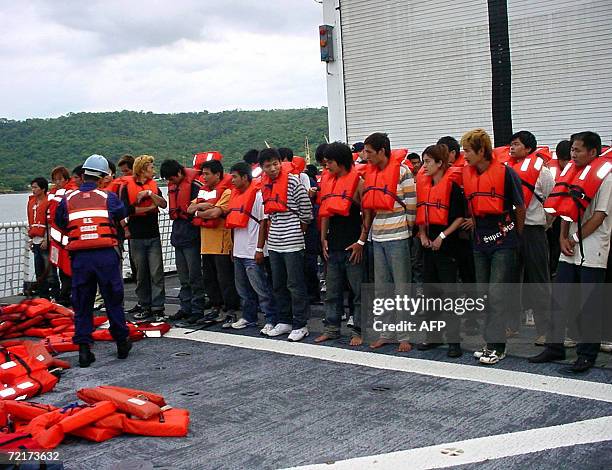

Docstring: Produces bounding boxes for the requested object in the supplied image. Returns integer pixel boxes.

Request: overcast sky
[1,0,327,121]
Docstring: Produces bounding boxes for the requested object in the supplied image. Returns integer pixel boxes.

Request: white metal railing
[0,212,176,299]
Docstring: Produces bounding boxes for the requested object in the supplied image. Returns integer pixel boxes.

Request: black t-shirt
[122,184,163,239]
[328,202,362,251]
[425,182,466,254]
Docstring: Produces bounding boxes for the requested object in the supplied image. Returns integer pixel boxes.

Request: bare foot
[349,336,363,347]
[397,341,412,353]
[369,338,396,349]
[314,334,334,343]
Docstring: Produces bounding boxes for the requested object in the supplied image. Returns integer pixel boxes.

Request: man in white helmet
[55,154,131,367]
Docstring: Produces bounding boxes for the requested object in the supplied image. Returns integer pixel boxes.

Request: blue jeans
[373,238,412,341]
[175,242,205,317]
[324,250,362,337]
[547,261,607,362]
[473,248,518,352]
[234,257,278,325]
[131,237,166,312]
[268,250,310,329]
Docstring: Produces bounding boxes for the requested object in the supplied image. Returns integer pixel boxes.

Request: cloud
[1,0,327,119]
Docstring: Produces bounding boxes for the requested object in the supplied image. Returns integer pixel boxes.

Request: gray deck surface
[1,274,611,469]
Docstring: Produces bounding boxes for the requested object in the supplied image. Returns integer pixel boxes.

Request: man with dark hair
[28,176,55,299]
[243,149,260,165]
[257,148,313,341]
[547,140,572,277]
[188,159,240,326]
[227,161,278,332]
[315,143,329,165]
[407,153,422,174]
[72,165,84,187]
[160,159,206,325]
[531,131,612,373]
[362,132,416,352]
[315,142,365,345]
[117,155,135,176]
[508,130,554,342]
[437,136,461,164]
[55,154,131,367]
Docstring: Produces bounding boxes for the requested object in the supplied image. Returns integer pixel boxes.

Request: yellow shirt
[198,189,233,255]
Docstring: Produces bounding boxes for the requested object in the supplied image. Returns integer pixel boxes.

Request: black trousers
[202,254,240,311]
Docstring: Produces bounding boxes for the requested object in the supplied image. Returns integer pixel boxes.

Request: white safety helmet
[82,154,110,178]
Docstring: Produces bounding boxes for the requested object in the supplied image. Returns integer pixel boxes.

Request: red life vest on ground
[463,159,508,217]
[168,168,199,221]
[508,147,549,206]
[125,177,159,216]
[192,173,233,228]
[193,151,223,172]
[291,156,306,175]
[226,183,260,228]
[261,163,294,214]
[362,156,404,211]
[543,150,612,222]
[47,188,72,276]
[27,195,48,238]
[319,169,360,217]
[65,190,118,251]
[416,170,454,226]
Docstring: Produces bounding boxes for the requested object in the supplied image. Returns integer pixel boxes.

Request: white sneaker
[524,309,535,327]
[600,341,612,353]
[347,315,354,327]
[479,350,506,365]
[260,323,275,336]
[267,323,292,337]
[473,347,488,359]
[564,337,577,348]
[288,327,309,342]
[231,318,256,330]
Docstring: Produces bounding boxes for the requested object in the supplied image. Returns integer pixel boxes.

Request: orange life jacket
[354,162,368,178]
[508,147,549,206]
[492,146,511,164]
[125,177,159,216]
[77,386,163,420]
[65,190,118,251]
[391,148,409,161]
[319,169,360,217]
[27,195,48,238]
[95,407,190,437]
[362,157,404,211]
[261,163,294,214]
[454,151,466,167]
[544,150,612,223]
[226,183,260,229]
[105,175,130,196]
[416,170,454,226]
[463,159,508,217]
[192,173,233,228]
[352,152,360,161]
[193,151,223,172]
[168,168,199,220]
[47,188,72,275]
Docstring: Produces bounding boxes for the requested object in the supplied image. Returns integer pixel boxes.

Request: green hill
[0,108,329,191]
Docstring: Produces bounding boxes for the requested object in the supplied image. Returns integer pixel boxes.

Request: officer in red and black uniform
[55,154,131,367]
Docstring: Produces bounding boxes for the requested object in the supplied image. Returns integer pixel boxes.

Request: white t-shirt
[299,172,311,190]
[525,166,554,226]
[559,174,612,269]
[232,191,268,259]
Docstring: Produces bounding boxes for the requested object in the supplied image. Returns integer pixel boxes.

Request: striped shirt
[264,174,313,253]
[371,164,416,242]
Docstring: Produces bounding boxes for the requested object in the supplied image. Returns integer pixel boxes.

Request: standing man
[226,162,279,333]
[55,154,131,367]
[508,131,555,342]
[462,128,525,365]
[258,148,313,341]
[314,142,365,346]
[188,159,240,326]
[531,131,612,373]
[122,155,167,321]
[27,177,54,299]
[160,159,206,325]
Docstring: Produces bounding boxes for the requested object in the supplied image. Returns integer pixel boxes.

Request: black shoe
[528,349,565,364]
[566,356,594,374]
[79,344,96,368]
[176,316,201,327]
[133,309,153,321]
[168,310,189,321]
[126,304,143,314]
[117,340,132,359]
[417,342,442,351]
[447,343,463,358]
